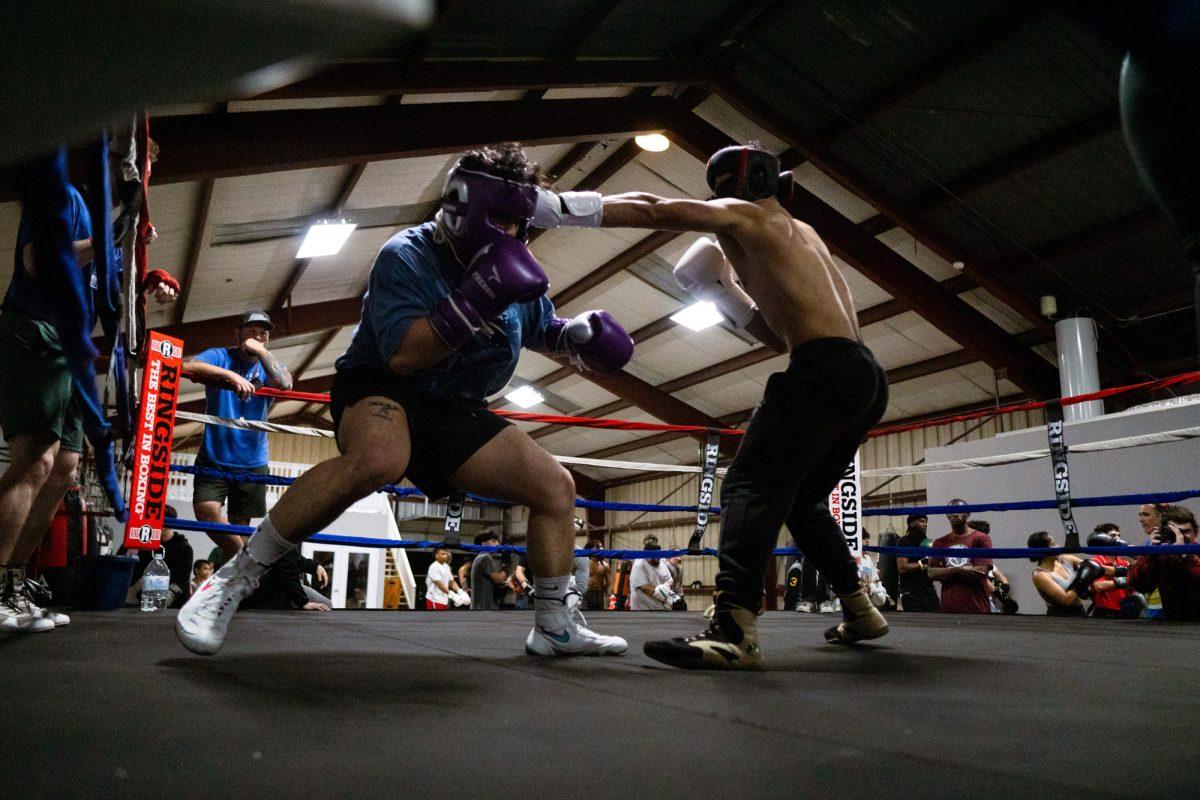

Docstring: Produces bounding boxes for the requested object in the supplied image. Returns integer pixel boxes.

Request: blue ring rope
[162,517,1200,560]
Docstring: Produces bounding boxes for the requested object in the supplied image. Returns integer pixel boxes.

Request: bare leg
[269,397,412,543]
[0,434,59,565]
[12,449,79,564]
[194,499,244,558]
[450,426,576,578]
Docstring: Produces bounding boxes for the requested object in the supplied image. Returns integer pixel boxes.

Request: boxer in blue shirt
[178,144,635,658]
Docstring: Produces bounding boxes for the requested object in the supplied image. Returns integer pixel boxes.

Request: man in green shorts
[0,181,175,633]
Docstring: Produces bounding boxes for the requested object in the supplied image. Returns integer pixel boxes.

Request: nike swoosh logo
[538,627,571,644]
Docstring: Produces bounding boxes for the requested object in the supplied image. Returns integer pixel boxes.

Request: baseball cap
[239,310,274,330]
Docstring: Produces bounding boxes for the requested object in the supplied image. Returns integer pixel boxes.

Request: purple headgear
[440,163,538,258]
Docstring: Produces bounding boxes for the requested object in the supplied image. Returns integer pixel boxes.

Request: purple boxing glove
[429,236,549,349]
[546,310,633,373]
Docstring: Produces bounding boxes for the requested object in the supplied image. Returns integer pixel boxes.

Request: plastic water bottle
[141,550,171,612]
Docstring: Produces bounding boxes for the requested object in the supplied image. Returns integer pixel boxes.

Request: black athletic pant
[716,338,888,608]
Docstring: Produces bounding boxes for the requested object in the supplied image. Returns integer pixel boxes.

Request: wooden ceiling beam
[254,60,707,100]
[9,97,676,195]
[171,178,214,325]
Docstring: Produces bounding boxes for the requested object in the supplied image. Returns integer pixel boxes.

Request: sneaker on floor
[824,588,889,644]
[643,594,763,671]
[525,592,627,656]
[175,554,259,655]
[13,575,70,626]
[0,572,54,634]
[795,600,815,613]
[818,599,837,614]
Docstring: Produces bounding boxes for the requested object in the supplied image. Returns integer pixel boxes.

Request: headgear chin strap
[706,145,781,201]
[440,163,537,260]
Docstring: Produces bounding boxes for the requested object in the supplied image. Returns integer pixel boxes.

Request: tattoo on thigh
[367,400,403,421]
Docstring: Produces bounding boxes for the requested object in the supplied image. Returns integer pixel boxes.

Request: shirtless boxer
[534,144,889,669]
[176,144,631,657]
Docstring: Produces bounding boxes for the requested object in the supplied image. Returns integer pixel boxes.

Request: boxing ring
[10,365,1199,799]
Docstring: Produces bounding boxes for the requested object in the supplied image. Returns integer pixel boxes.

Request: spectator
[241,550,332,612]
[469,531,509,610]
[896,514,939,612]
[858,530,888,608]
[1028,531,1087,617]
[1128,506,1200,621]
[584,536,609,611]
[630,543,680,611]
[120,507,193,609]
[928,499,993,614]
[0,179,174,633]
[971,520,991,535]
[425,547,467,610]
[185,310,293,562]
[1087,524,1137,619]
[1137,503,1172,618]
[191,559,214,593]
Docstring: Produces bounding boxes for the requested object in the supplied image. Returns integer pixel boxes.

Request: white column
[1054,317,1104,422]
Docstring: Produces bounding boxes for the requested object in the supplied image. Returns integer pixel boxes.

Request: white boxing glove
[533,187,603,229]
[652,583,674,605]
[868,584,888,608]
[450,589,471,607]
[673,237,755,328]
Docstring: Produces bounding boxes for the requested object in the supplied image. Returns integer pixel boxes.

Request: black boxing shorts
[329,365,511,500]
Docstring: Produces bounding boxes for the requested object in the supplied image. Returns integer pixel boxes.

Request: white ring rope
[175,411,1200,478]
[860,426,1200,477]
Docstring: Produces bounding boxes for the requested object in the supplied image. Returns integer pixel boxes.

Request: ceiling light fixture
[670,301,724,332]
[635,133,670,152]
[297,219,356,258]
[504,385,545,409]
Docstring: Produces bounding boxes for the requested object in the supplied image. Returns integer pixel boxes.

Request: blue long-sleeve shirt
[337,223,555,401]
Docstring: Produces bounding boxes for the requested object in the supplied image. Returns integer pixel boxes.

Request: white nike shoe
[525,592,627,656]
[175,555,259,655]
[795,601,815,613]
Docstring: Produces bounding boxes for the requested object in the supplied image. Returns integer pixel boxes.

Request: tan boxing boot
[643,591,764,670]
[824,587,889,644]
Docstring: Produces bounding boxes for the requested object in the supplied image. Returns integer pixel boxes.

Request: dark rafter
[172,178,214,325]
[253,60,705,101]
[31,97,676,193]
[685,0,794,65]
[823,2,1049,138]
[857,103,1120,237]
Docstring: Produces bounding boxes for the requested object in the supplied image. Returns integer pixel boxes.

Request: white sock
[533,575,573,621]
[236,515,295,578]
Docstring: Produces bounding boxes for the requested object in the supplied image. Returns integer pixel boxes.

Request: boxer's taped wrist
[558,191,603,227]
[429,292,482,350]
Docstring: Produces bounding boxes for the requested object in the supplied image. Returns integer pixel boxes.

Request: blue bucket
[76,555,137,611]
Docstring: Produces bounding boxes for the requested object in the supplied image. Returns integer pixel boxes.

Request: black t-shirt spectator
[242,550,319,610]
[897,530,938,599]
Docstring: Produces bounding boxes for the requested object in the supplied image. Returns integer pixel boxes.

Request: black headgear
[1087,530,1127,548]
[706,145,780,201]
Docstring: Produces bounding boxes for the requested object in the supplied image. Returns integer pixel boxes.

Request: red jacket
[1128,554,1200,621]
